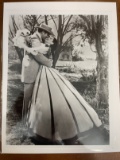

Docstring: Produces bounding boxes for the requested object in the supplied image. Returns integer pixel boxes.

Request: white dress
[26,65,102,144]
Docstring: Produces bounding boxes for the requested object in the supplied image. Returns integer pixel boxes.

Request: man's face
[41,31,50,41]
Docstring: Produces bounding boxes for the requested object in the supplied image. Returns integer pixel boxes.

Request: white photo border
[2,2,120,153]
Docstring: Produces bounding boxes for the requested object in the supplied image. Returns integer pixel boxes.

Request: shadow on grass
[7,77,24,121]
[71,81,96,97]
[7,91,24,121]
[9,62,22,73]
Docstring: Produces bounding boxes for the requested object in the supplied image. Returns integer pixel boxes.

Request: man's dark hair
[38,28,49,35]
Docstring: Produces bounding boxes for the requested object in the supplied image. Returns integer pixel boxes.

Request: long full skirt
[26,66,102,143]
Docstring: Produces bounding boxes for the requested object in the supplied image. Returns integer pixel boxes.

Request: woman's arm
[23,45,52,67]
[25,45,49,55]
[32,53,52,67]
[16,35,52,67]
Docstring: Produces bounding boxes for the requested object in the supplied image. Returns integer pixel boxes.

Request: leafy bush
[80,69,97,82]
[72,55,84,61]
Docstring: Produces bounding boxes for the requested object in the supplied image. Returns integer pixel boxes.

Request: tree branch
[79,15,91,31]
[9,37,14,44]
[11,15,19,31]
[36,15,41,22]
[50,15,57,31]
[21,16,30,31]
[99,15,104,32]
[62,35,76,48]
[9,26,14,38]
[63,28,75,36]
[91,15,97,35]
[61,15,64,32]
[44,15,48,25]
[63,15,73,35]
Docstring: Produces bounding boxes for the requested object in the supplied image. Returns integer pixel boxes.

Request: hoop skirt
[26,65,102,144]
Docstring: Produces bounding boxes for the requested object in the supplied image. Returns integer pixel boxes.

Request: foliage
[22,15,40,34]
[80,69,97,82]
[72,44,84,61]
[74,15,108,47]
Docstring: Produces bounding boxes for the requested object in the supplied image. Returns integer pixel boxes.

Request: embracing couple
[13,24,106,145]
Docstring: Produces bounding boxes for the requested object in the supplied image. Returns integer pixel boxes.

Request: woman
[14,24,104,145]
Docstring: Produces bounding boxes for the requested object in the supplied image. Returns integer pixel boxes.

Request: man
[22,24,54,123]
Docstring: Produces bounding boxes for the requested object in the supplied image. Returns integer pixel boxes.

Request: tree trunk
[52,45,61,68]
[52,15,63,68]
[95,37,108,109]
[52,35,63,68]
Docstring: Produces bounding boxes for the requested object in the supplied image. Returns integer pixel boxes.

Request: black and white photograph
[2,2,120,153]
